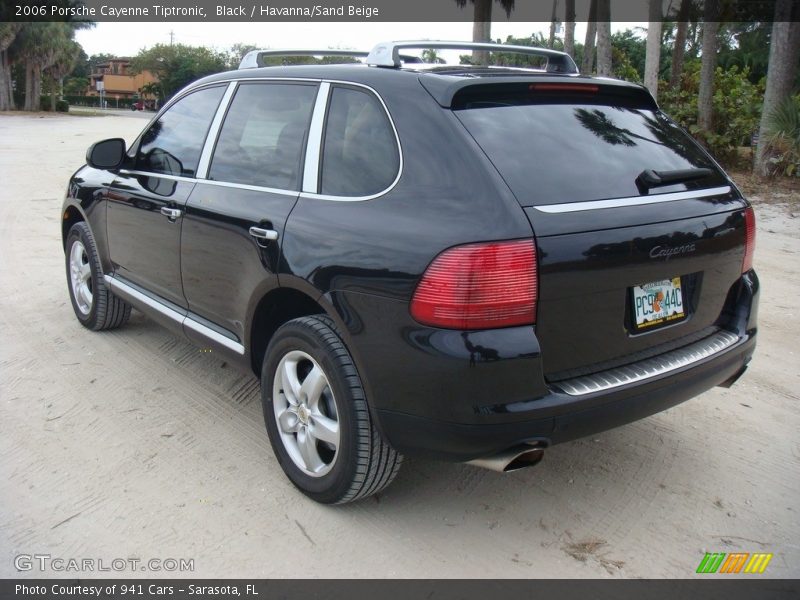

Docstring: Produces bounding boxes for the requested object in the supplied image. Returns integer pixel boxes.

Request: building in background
[87,58,158,108]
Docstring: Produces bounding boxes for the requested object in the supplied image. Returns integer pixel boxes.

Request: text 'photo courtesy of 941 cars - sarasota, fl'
[61,41,757,504]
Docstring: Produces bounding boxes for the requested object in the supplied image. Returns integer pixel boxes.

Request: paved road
[1,112,798,578]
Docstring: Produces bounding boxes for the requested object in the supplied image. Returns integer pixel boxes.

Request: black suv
[62,42,758,504]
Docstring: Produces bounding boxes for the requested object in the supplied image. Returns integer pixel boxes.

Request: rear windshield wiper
[635,168,713,194]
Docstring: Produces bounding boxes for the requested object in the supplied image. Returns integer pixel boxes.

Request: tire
[65,222,131,331]
[261,315,402,504]
[130,105,137,111]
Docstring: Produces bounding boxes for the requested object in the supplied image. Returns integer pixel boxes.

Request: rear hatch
[451,80,749,380]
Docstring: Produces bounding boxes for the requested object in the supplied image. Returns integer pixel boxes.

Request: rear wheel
[261,315,402,504]
[65,222,131,331]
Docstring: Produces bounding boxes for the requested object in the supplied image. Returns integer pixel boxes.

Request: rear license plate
[631,277,686,331]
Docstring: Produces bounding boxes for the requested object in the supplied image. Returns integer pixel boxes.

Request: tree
[0,23,20,110]
[563,0,576,58]
[754,0,800,175]
[697,0,721,133]
[129,44,229,101]
[595,0,612,76]
[548,0,558,49]
[644,0,662,99]
[227,43,257,70]
[454,0,515,64]
[581,0,597,73]
[45,39,81,110]
[422,49,443,63]
[11,24,71,111]
[670,0,692,87]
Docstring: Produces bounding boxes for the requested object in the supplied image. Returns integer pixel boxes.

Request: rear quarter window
[320,86,399,197]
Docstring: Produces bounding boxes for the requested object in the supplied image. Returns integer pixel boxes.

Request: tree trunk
[24,60,34,111]
[669,0,691,87]
[644,0,662,100]
[581,0,597,73]
[0,50,10,110]
[472,0,492,65]
[548,0,558,49]
[754,1,800,175]
[595,0,612,76]
[697,0,720,133]
[564,0,576,57]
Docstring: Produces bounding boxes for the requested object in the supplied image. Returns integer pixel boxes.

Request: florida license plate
[632,277,686,331]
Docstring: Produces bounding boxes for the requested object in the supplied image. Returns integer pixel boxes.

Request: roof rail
[365,40,579,73]
[239,49,369,69]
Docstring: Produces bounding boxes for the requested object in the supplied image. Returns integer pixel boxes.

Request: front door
[106,85,226,307]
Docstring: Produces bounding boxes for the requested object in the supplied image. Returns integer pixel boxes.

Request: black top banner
[0,0,796,23]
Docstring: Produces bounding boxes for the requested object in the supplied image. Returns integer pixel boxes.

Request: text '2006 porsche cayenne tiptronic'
[62,41,758,503]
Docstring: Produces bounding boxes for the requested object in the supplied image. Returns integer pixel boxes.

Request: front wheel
[261,315,402,504]
[65,222,131,331]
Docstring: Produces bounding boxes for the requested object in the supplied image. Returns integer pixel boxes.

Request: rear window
[454,95,727,206]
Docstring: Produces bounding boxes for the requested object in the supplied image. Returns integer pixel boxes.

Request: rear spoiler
[419,75,658,110]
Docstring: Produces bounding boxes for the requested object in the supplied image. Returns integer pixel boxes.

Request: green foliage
[129,44,230,101]
[762,96,800,177]
[659,61,764,163]
[55,99,69,112]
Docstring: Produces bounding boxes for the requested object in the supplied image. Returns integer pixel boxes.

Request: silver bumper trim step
[552,330,741,396]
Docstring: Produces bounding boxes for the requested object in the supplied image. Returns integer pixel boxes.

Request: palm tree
[45,39,81,111]
[0,23,20,111]
[754,0,800,175]
[644,0,662,99]
[697,0,721,133]
[595,0,612,76]
[454,0,515,64]
[669,0,692,88]
[582,0,597,73]
[563,0,576,57]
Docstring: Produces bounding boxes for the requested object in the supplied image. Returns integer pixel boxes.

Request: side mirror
[86,138,126,170]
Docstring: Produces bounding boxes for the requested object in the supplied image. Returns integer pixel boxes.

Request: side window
[209,83,317,190]
[135,86,225,178]
[320,86,399,197]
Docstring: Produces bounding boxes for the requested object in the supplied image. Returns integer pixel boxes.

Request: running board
[104,275,245,355]
[551,330,741,396]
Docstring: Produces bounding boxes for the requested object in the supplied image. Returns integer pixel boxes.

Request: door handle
[249,227,279,241]
[161,207,182,219]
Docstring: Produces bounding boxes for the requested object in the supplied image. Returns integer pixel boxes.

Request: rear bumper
[330,271,758,462]
[376,330,754,461]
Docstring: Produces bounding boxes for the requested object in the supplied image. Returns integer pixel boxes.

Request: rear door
[453,82,749,379]
[180,81,319,350]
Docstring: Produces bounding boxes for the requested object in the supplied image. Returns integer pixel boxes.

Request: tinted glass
[320,86,399,197]
[455,102,727,205]
[136,86,225,177]
[209,83,317,190]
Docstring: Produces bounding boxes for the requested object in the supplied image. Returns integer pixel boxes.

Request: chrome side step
[552,330,741,396]
[104,275,245,355]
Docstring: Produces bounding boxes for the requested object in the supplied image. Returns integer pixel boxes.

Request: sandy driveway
[1,112,798,578]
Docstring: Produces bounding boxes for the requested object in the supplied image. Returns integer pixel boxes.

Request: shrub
[55,99,69,113]
[659,61,764,164]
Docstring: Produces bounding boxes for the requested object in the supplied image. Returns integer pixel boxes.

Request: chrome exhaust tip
[466,445,544,473]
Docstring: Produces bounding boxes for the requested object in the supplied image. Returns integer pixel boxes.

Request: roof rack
[365,41,579,73]
[239,49,370,69]
[238,41,579,74]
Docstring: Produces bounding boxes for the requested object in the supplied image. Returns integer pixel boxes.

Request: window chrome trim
[104,275,245,355]
[196,81,238,179]
[302,81,331,194]
[533,186,732,214]
[126,76,403,202]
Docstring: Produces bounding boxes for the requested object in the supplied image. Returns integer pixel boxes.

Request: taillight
[742,206,756,273]
[410,239,537,330]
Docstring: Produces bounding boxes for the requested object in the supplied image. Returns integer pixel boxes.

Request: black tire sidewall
[261,319,362,504]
